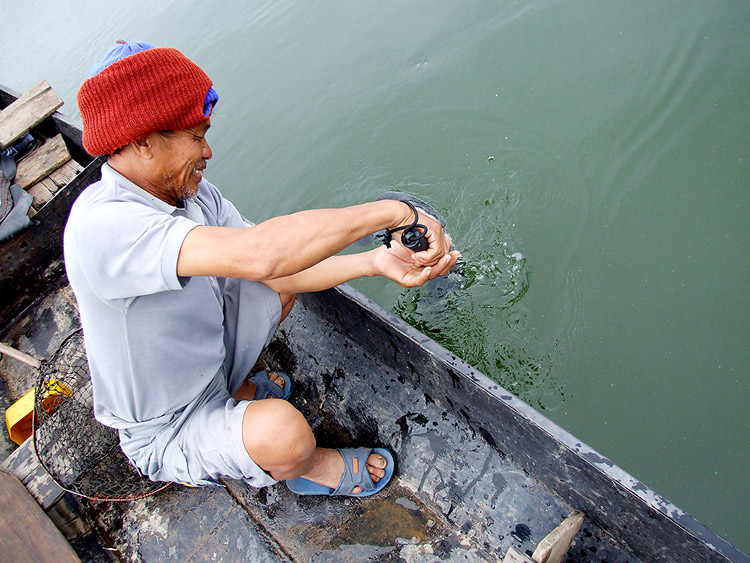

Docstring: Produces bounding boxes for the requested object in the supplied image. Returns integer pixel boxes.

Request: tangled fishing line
[31,330,169,501]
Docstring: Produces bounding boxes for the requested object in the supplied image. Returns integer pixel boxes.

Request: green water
[3,0,749,552]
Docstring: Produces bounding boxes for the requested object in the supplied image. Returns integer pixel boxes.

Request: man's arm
[176,200,452,281]
[263,244,460,294]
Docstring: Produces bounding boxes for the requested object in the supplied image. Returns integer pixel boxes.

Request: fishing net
[32,330,169,501]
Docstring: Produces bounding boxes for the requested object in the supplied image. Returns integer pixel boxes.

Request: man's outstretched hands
[388,204,454,268]
[372,239,460,288]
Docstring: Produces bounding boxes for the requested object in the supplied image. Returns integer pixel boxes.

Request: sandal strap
[331,447,377,495]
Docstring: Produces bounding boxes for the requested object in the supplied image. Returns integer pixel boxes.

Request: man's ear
[130,134,160,159]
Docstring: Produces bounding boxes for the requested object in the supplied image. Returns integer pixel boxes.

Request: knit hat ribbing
[77,46,217,156]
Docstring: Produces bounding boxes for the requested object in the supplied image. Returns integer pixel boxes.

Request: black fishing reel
[401,224,429,251]
[378,200,429,252]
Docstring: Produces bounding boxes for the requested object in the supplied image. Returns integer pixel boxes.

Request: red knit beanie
[78,47,216,156]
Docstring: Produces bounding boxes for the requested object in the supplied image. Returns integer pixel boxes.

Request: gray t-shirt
[64,163,279,430]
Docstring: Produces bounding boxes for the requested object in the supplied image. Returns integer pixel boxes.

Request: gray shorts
[119,278,281,488]
[121,374,276,487]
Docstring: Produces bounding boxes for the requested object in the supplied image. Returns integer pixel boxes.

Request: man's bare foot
[302,448,388,495]
[232,372,286,402]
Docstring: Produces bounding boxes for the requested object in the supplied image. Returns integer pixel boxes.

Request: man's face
[151,120,212,203]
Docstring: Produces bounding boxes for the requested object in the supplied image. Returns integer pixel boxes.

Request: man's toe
[366,453,388,481]
[269,371,285,388]
[368,453,387,468]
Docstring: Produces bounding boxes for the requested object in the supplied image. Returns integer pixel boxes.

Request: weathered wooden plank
[28,179,57,211]
[0,472,79,562]
[47,159,84,188]
[1,82,89,164]
[0,81,63,149]
[40,177,61,194]
[532,510,585,563]
[26,160,84,215]
[14,133,70,189]
[0,435,66,510]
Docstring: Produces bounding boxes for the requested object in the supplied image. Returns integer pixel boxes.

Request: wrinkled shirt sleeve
[67,199,197,301]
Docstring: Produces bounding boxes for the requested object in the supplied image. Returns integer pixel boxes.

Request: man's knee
[241,399,314,473]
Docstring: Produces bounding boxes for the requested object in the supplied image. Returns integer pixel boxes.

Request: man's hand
[389,204,453,268]
[372,241,460,288]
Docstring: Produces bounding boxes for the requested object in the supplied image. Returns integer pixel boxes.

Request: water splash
[392,198,564,411]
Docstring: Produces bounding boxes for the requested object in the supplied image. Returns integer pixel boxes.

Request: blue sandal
[286,447,395,497]
[250,370,293,400]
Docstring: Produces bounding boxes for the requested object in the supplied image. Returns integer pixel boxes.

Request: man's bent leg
[242,399,315,479]
[241,399,387,493]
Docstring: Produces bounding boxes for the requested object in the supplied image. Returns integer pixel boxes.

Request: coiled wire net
[32,330,169,501]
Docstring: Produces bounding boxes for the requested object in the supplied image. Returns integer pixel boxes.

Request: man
[64,42,459,497]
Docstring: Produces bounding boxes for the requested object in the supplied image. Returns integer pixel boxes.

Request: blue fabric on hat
[87,41,155,78]
[204,86,218,117]
[86,41,219,117]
